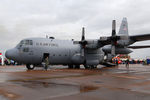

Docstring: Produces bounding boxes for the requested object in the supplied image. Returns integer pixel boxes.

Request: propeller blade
[111,20,116,56]
[81,27,85,41]
[81,27,86,57]
[112,20,116,36]
[81,48,84,57]
[111,45,115,56]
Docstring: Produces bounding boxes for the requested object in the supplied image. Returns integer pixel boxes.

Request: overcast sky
[1,0,150,59]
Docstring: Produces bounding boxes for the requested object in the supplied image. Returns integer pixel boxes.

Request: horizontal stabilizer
[128,45,150,49]
[130,34,150,42]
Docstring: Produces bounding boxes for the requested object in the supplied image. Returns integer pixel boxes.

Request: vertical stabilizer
[118,17,128,35]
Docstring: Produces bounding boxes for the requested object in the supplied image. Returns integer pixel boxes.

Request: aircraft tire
[26,64,35,70]
[84,65,89,69]
[94,65,97,69]
[75,65,80,69]
[68,65,73,69]
[90,65,97,69]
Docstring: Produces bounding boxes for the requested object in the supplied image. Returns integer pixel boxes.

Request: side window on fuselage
[23,48,29,52]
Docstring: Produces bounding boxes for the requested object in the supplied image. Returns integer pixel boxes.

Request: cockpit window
[16,40,33,49]
[20,40,33,45]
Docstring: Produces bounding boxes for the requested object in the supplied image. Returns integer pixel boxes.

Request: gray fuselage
[5,38,105,66]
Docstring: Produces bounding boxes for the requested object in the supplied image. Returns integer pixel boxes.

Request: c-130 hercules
[5,18,150,70]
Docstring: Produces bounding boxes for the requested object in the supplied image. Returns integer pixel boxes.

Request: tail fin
[118,17,128,35]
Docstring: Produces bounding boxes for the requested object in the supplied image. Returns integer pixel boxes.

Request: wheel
[75,65,80,69]
[68,65,73,69]
[90,65,97,69]
[90,65,94,69]
[26,64,35,70]
[84,65,89,69]
[94,65,97,69]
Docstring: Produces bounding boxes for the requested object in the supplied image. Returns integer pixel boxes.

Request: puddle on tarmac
[14,81,98,92]
[13,80,99,94]
[80,85,99,93]
[13,80,76,89]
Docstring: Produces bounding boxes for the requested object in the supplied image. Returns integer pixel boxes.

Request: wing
[99,37,111,45]
[99,36,120,46]
[130,33,150,42]
[128,45,150,49]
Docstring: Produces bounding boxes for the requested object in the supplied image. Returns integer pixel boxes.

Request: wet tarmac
[0,64,150,100]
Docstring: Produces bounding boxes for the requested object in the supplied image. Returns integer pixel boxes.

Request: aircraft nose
[5,48,18,60]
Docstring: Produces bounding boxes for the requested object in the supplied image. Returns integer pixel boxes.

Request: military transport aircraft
[5,18,150,70]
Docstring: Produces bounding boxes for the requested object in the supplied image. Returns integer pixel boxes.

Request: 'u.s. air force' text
[36,43,58,47]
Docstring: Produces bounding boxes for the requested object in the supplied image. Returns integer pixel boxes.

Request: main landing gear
[68,65,97,69]
[84,65,97,69]
[68,65,80,69]
[26,64,35,70]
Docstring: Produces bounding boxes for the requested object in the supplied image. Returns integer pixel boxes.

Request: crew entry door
[43,53,49,62]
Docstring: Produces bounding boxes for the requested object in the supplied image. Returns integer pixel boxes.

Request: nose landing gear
[26,64,35,70]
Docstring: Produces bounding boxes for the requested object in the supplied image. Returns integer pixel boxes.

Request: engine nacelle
[102,45,132,54]
[85,40,98,49]
[71,54,84,64]
[86,60,99,65]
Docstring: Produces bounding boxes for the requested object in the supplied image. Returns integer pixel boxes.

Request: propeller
[111,20,117,57]
[79,27,87,57]
[73,27,87,57]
